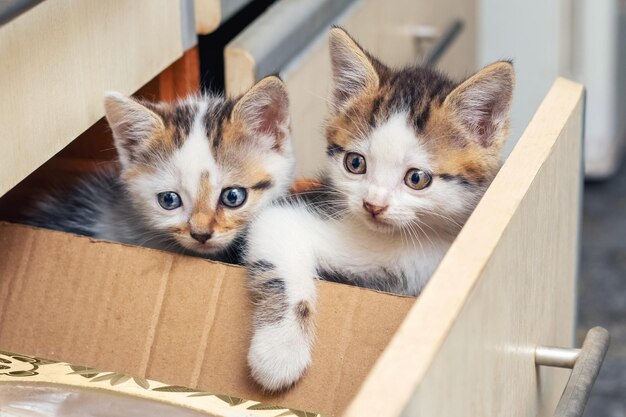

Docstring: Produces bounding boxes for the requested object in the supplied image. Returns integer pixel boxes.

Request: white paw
[248,321,312,391]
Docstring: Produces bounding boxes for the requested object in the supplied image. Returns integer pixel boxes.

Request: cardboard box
[0,222,413,416]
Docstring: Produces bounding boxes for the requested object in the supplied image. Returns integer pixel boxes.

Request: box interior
[0,222,414,416]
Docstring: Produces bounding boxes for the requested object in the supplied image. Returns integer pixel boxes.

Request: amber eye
[344,152,366,174]
[404,169,432,190]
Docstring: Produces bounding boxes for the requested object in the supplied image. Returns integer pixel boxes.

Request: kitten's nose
[190,231,212,244]
[363,201,388,216]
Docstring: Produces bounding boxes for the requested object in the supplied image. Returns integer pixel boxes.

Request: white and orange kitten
[27,76,294,263]
[244,28,514,390]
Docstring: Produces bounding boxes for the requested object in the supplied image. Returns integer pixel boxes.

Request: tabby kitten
[26,76,294,262]
[244,28,514,390]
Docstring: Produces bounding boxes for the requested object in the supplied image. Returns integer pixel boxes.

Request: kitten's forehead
[326,67,454,153]
[146,94,233,154]
[172,99,220,193]
[153,96,281,195]
[363,112,431,171]
[369,67,455,132]
[130,92,292,205]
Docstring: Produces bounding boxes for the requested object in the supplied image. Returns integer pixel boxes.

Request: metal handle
[422,20,464,68]
[403,19,464,68]
[535,327,610,417]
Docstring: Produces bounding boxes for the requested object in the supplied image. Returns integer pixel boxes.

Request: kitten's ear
[231,76,290,150]
[328,27,379,110]
[104,92,165,168]
[443,61,514,148]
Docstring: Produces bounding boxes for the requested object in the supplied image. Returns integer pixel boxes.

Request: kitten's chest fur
[316,218,452,295]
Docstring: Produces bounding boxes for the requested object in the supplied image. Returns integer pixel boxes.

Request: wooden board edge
[223,0,355,96]
[224,45,257,97]
[343,78,585,417]
[194,0,221,35]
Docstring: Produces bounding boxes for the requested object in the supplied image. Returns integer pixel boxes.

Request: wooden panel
[345,78,584,417]
[0,0,184,197]
[0,47,201,223]
[194,0,221,34]
[194,0,252,34]
[225,0,476,175]
[224,0,355,97]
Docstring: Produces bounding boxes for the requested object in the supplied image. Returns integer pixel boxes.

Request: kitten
[244,28,514,391]
[26,76,294,263]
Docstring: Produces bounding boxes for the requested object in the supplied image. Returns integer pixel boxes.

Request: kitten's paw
[248,322,312,392]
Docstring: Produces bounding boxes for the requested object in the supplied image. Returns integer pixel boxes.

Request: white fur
[121,96,294,256]
[248,312,314,391]
[124,100,226,254]
[328,112,474,231]
[245,111,480,391]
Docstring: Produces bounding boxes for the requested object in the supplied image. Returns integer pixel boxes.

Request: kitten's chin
[176,238,232,256]
[356,213,398,234]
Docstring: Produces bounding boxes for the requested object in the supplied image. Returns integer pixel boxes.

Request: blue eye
[157,191,182,210]
[344,152,366,174]
[404,169,432,190]
[220,187,247,208]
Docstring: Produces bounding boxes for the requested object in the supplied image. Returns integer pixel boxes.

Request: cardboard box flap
[0,222,414,416]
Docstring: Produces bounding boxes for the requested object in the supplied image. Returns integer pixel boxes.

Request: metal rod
[535,346,581,369]
[423,20,464,68]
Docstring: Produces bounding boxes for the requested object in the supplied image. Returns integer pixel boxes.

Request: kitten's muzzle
[362,201,388,217]
[190,231,213,244]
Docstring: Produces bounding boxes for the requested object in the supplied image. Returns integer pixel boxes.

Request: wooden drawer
[0,0,189,197]
[225,0,476,175]
[0,78,585,417]
[344,78,584,416]
[0,1,585,413]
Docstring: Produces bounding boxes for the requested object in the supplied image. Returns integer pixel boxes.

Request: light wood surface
[344,78,584,417]
[0,48,201,223]
[225,0,476,175]
[194,0,252,34]
[194,0,220,34]
[0,0,184,197]
[224,0,355,97]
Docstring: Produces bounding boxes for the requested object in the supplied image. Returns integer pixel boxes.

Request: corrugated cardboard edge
[0,222,414,416]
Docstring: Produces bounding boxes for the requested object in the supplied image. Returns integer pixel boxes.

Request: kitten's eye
[220,187,247,208]
[157,191,182,210]
[404,169,432,190]
[344,152,366,174]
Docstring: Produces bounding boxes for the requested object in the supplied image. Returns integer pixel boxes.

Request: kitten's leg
[245,204,323,391]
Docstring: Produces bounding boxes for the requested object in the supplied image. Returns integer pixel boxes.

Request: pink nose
[363,201,388,216]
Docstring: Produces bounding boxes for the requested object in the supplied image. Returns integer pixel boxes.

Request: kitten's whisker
[421,210,464,229]
[410,218,436,249]
[405,222,424,254]
[413,217,442,241]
